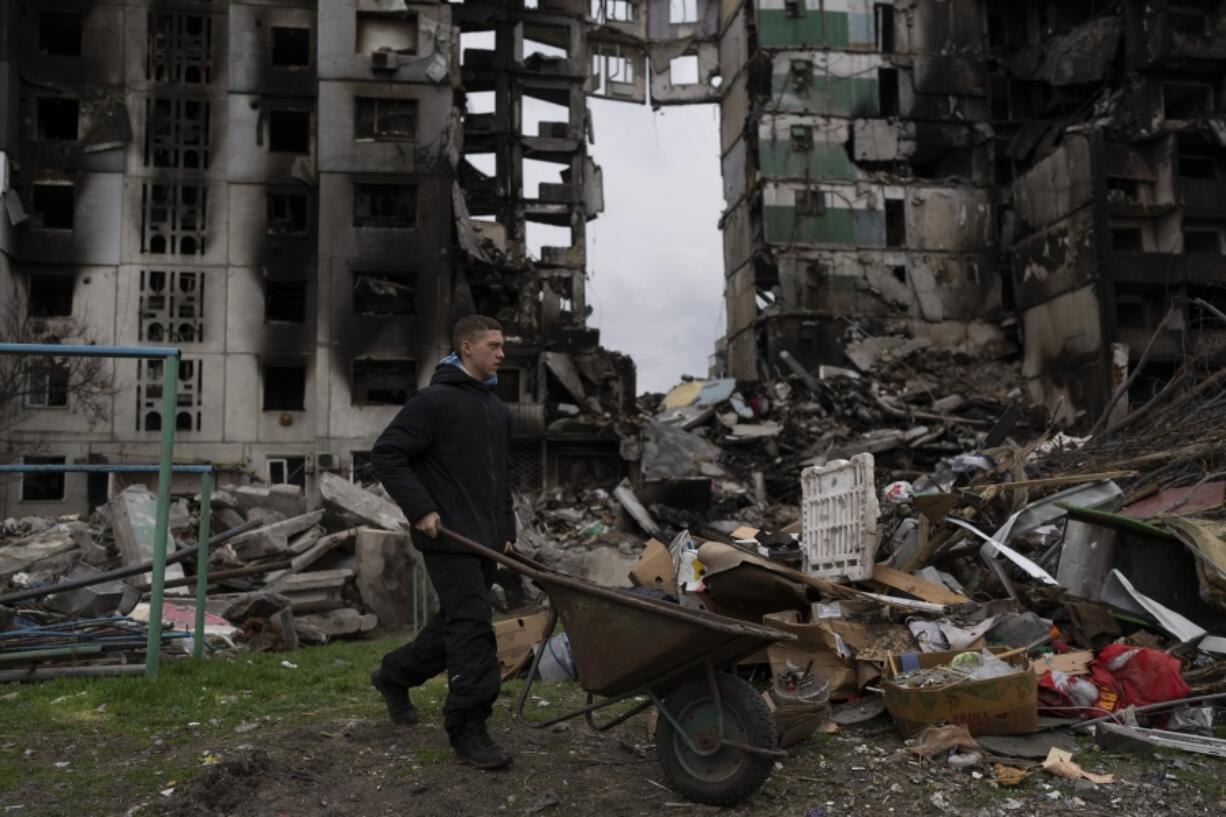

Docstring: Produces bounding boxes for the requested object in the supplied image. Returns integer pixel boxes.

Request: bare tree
[0,294,114,459]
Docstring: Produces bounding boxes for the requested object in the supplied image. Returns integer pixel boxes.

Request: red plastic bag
[1089,644,1190,710]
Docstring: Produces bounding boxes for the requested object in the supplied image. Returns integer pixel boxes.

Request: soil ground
[2,629,1224,817]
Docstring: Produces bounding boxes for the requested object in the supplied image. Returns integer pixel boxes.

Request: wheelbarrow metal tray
[538,572,793,697]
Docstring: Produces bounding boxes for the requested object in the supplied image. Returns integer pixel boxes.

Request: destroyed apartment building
[709,0,1226,428]
[2,0,1226,517]
[0,0,636,518]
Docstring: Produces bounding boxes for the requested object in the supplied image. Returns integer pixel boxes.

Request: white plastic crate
[800,453,879,582]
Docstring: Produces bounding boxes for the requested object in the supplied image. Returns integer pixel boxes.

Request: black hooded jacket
[371,363,515,554]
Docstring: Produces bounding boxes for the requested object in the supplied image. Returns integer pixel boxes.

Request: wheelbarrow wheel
[654,673,777,806]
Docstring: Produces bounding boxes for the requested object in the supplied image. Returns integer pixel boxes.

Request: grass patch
[0,633,421,813]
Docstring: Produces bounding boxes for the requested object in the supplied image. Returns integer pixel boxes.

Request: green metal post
[193,471,212,659]
[145,354,180,679]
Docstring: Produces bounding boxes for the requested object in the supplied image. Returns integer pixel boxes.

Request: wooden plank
[870,563,971,605]
[976,471,1137,491]
[1032,651,1094,677]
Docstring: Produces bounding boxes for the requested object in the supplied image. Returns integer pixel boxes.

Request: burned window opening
[265,279,307,323]
[145,97,210,170]
[355,12,419,54]
[264,365,306,411]
[354,184,417,228]
[352,359,417,405]
[354,271,417,315]
[30,184,74,230]
[355,97,418,141]
[1179,154,1218,180]
[591,0,636,24]
[272,27,311,67]
[1112,226,1145,252]
[885,200,905,247]
[147,13,214,85]
[878,68,900,117]
[1184,226,1224,254]
[1163,83,1214,120]
[139,270,204,344]
[267,192,309,234]
[27,272,74,317]
[39,11,82,57]
[268,110,311,154]
[140,183,207,255]
[21,456,66,501]
[784,0,803,19]
[350,451,375,483]
[268,456,307,490]
[1108,178,1142,203]
[875,4,895,53]
[37,97,80,141]
[25,363,69,408]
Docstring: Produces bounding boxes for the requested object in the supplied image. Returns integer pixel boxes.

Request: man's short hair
[452,314,503,352]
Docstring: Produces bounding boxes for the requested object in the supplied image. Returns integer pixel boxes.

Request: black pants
[379,551,500,737]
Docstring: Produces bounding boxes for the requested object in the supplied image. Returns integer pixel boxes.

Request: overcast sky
[519,99,726,396]
[583,100,725,396]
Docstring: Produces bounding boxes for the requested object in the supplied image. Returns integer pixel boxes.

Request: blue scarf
[438,353,498,387]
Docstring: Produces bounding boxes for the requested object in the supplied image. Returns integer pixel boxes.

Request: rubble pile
[502,360,1226,775]
[0,472,438,676]
[627,340,1035,527]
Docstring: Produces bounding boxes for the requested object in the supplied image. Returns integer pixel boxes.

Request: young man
[369,314,515,770]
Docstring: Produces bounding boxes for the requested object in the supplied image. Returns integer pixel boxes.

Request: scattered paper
[1041,747,1114,784]
[993,764,1029,786]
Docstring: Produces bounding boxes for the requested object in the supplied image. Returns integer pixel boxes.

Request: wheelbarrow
[440,527,798,806]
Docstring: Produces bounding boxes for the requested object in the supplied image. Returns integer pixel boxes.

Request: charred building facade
[712,0,1226,424]
[3,1,1225,514]
[0,0,634,517]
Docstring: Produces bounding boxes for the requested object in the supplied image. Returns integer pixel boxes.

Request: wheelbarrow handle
[437,526,553,582]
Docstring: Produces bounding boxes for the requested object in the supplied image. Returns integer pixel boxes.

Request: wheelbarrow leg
[513,605,558,723]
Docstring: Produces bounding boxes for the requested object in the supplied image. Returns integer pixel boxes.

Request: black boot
[450,721,512,770]
[370,669,419,726]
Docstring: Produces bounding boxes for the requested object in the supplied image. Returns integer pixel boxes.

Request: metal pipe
[146,354,180,680]
[1074,692,1226,730]
[0,519,259,604]
[0,645,104,664]
[135,559,292,591]
[0,343,181,359]
[194,472,212,659]
[0,464,213,474]
[0,664,146,682]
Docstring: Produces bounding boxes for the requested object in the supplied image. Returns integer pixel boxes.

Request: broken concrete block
[199,489,237,510]
[265,528,358,584]
[211,507,247,534]
[45,565,139,618]
[232,484,307,518]
[354,528,417,628]
[318,472,407,531]
[222,590,292,625]
[295,608,377,638]
[0,521,91,581]
[276,568,352,612]
[110,486,188,590]
[287,525,324,556]
[223,510,324,562]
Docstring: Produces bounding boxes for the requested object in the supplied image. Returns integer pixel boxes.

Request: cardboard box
[762,610,860,699]
[763,689,827,748]
[494,611,551,680]
[883,649,1038,737]
[628,538,677,597]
